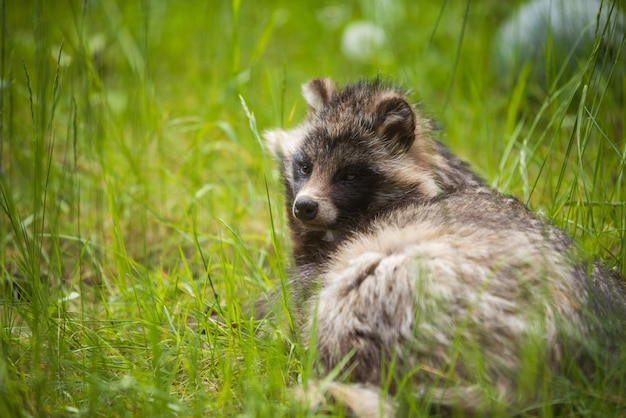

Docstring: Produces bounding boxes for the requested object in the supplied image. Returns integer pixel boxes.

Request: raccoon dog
[263,78,626,415]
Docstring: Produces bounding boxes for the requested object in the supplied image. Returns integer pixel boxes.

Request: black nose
[294,199,319,221]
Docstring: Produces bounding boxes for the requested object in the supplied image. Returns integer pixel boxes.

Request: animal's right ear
[302,78,338,113]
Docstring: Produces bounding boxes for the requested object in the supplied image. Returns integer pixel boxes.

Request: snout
[292,194,338,227]
[294,198,319,221]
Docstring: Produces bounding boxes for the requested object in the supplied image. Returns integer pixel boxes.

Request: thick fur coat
[264,78,626,415]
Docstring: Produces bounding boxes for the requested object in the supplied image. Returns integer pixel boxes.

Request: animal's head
[264,78,441,236]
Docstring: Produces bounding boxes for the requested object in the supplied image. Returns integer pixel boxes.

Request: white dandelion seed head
[341,21,386,62]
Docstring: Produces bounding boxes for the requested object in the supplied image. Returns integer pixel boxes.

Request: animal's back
[313,188,602,408]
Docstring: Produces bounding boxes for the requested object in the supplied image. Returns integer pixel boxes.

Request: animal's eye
[299,164,312,175]
[343,172,357,181]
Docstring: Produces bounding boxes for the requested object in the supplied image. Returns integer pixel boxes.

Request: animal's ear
[374,96,416,153]
[302,78,338,113]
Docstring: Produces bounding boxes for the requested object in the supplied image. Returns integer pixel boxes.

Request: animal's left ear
[374,96,416,153]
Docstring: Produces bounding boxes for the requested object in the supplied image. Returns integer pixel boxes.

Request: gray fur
[264,78,626,415]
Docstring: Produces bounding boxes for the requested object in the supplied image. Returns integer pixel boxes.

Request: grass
[1,0,625,416]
